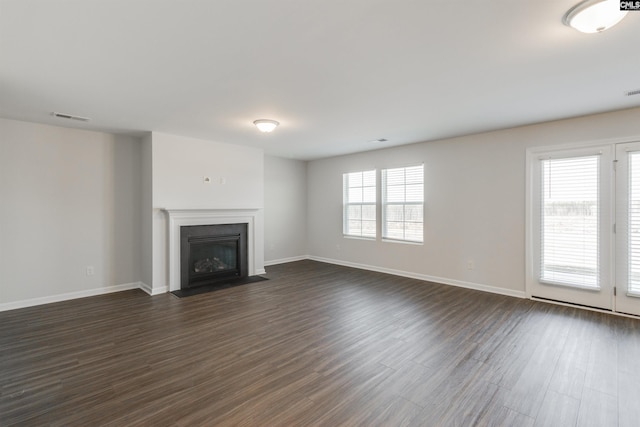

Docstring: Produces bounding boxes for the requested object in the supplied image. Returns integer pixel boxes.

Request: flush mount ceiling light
[253,119,279,133]
[563,0,628,33]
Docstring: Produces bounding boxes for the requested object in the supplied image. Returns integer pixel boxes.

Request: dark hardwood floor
[2,260,640,426]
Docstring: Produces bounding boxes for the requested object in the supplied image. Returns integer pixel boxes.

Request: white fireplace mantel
[164,208,265,292]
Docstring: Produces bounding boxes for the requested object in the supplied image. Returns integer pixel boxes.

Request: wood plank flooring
[2,260,640,426]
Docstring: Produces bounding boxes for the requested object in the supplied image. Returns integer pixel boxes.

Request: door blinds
[540,155,599,289]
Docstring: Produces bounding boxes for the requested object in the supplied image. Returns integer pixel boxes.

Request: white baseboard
[0,282,144,312]
[139,281,153,295]
[308,256,526,299]
[0,258,525,312]
[138,282,168,296]
[264,255,309,267]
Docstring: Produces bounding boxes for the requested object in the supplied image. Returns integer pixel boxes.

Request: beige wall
[4,106,640,308]
[264,155,308,264]
[307,107,640,296]
[0,121,291,308]
[0,118,142,308]
[147,132,265,294]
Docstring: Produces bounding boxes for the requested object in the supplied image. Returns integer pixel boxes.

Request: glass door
[527,145,613,310]
[615,142,640,316]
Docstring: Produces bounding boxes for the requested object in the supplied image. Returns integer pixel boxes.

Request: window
[540,155,599,288]
[627,152,640,294]
[343,170,376,238]
[382,165,424,243]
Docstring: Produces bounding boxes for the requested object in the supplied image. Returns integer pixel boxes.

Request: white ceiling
[1,1,639,160]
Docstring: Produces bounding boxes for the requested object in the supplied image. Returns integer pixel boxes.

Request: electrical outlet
[86,266,95,276]
[467,260,474,270]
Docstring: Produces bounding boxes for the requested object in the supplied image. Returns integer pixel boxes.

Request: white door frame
[526,136,640,313]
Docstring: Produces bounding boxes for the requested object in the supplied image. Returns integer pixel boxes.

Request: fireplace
[180,223,248,289]
[163,208,265,293]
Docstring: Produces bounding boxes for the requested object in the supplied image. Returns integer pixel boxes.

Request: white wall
[5,106,639,307]
[140,133,153,289]
[148,132,265,293]
[264,155,308,264]
[307,107,640,296]
[0,118,142,309]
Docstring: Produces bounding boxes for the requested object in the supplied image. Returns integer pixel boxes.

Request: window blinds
[540,155,599,289]
[628,152,640,295]
[343,170,376,238]
[382,165,424,243]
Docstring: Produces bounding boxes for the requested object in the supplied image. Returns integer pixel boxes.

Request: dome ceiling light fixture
[253,119,279,133]
[563,0,628,33]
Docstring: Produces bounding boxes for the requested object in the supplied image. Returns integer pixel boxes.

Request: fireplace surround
[164,208,265,292]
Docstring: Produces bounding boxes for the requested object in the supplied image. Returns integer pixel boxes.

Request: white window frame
[526,142,614,310]
[539,154,601,289]
[343,170,377,239]
[381,164,424,244]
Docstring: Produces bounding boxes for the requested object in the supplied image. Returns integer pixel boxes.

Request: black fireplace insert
[180,223,248,289]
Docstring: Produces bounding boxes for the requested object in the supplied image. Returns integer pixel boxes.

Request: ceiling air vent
[625,89,640,97]
[51,112,91,122]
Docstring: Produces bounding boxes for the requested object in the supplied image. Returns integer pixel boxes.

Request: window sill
[343,235,376,241]
[381,238,423,246]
